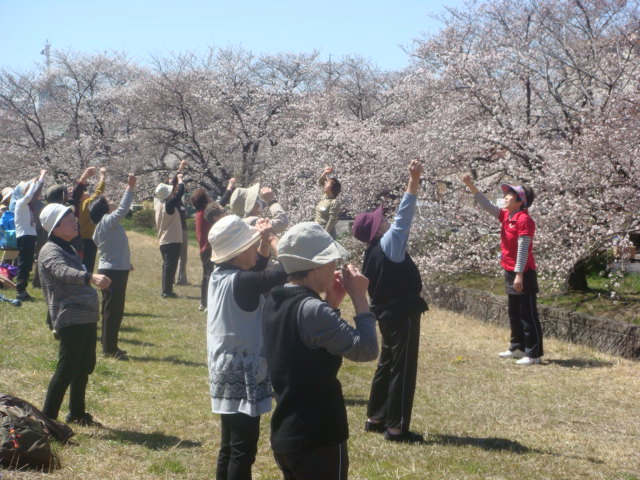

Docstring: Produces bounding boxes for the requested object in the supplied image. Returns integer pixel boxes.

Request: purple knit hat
[352,206,384,243]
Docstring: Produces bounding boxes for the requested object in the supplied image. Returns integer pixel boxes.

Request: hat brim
[244,183,260,216]
[48,206,74,237]
[500,184,514,195]
[211,230,261,264]
[279,240,349,274]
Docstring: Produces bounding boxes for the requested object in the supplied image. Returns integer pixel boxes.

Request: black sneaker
[364,420,385,434]
[384,430,426,444]
[16,292,35,302]
[161,292,178,298]
[66,412,103,427]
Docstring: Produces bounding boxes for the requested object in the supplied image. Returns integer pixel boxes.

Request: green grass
[1,232,639,479]
[445,271,640,324]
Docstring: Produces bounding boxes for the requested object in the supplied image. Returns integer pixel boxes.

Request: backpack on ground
[0,405,59,470]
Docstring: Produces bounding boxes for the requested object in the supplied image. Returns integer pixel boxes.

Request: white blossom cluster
[0,0,638,292]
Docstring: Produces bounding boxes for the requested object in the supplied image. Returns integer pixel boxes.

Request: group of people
[0,157,543,479]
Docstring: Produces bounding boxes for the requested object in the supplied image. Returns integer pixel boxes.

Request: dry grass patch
[0,231,638,479]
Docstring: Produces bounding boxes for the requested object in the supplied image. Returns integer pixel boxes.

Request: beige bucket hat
[229,183,260,217]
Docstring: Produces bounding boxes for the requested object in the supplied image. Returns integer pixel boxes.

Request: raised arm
[101,174,136,229]
[88,167,107,202]
[299,265,378,362]
[261,187,289,235]
[318,166,333,188]
[462,173,500,219]
[379,160,422,262]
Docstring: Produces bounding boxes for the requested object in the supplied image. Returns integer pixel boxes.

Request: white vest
[206,267,272,416]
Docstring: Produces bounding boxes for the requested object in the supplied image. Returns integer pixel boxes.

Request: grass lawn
[448,272,640,325]
[1,231,639,479]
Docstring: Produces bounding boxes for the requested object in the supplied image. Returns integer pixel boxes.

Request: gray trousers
[176,228,189,284]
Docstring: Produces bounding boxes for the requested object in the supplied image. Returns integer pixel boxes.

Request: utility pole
[40,40,51,73]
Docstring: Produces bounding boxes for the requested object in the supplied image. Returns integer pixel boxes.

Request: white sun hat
[154,183,173,201]
[39,203,74,236]
[208,214,261,264]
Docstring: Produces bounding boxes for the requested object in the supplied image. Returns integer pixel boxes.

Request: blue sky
[1,0,467,72]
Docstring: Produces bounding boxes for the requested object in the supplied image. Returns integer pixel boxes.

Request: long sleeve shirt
[14,179,42,238]
[379,192,417,263]
[93,188,134,270]
[297,294,378,362]
[195,210,213,254]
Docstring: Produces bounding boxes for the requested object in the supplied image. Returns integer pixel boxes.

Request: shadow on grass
[344,397,368,407]
[427,434,529,453]
[125,312,168,319]
[130,355,206,368]
[105,428,203,450]
[545,358,614,368]
[119,325,144,333]
[119,338,156,347]
[428,433,605,464]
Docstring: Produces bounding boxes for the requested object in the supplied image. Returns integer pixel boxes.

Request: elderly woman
[38,203,111,425]
[90,174,137,360]
[262,222,378,480]
[315,166,342,239]
[207,215,286,480]
[154,173,184,298]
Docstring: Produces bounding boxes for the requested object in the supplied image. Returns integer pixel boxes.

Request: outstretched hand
[462,173,474,187]
[408,159,423,180]
[260,187,275,203]
[255,218,273,240]
[462,173,479,194]
[127,173,137,189]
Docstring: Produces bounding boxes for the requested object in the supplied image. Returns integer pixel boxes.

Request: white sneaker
[498,349,525,359]
[516,356,542,366]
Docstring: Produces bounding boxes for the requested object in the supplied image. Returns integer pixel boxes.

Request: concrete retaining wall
[423,280,640,360]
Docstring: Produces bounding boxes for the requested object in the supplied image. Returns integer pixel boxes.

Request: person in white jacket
[13,169,46,301]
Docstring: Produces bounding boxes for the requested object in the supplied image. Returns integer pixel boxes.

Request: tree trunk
[564,258,589,292]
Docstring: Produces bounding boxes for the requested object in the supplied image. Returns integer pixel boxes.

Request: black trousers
[15,234,36,294]
[367,310,421,432]
[274,441,349,480]
[82,238,98,274]
[42,322,97,420]
[160,242,181,295]
[504,269,543,358]
[98,269,129,354]
[216,412,260,480]
[507,294,544,358]
[200,250,213,308]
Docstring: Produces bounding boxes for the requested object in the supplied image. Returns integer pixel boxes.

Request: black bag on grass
[0,405,57,469]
